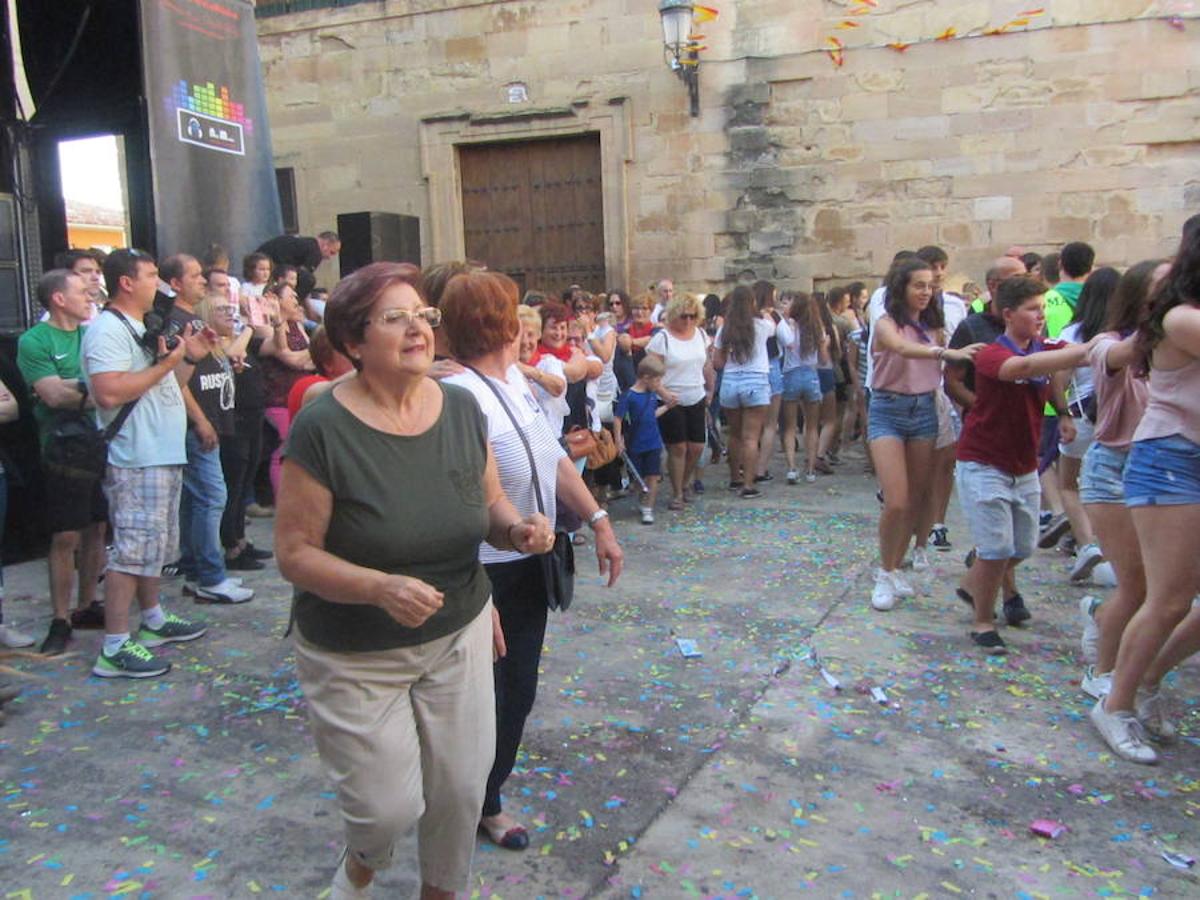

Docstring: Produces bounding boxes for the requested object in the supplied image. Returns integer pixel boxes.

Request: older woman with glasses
[442,271,624,852]
[646,294,714,508]
[276,262,555,898]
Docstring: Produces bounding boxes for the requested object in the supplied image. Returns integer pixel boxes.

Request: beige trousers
[294,601,496,892]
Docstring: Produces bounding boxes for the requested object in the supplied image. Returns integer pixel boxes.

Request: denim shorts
[782,366,822,403]
[818,367,835,395]
[720,369,772,408]
[955,461,1041,560]
[867,390,938,442]
[1124,434,1200,508]
[768,357,784,397]
[1080,442,1128,505]
[1059,414,1095,460]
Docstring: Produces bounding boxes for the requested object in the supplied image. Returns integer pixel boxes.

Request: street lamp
[659,0,700,117]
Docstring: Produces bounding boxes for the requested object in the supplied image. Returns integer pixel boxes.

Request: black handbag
[466,365,575,612]
[43,399,140,482]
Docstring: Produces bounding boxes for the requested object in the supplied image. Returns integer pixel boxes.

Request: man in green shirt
[1036,241,1093,548]
[16,270,109,655]
[1043,241,1093,339]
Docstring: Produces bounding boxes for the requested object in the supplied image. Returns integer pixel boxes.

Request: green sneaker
[92,639,171,679]
[136,613,207,648]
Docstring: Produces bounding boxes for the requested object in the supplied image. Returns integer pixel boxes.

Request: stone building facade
[256,0,1200,293]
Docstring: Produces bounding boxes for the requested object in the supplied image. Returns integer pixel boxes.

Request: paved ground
[1,443,1197,899]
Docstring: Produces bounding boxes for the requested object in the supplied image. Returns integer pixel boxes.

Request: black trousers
[219,409,263,549]
[482,554,549,817]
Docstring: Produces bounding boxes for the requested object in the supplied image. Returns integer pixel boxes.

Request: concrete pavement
[1,444,1196,898]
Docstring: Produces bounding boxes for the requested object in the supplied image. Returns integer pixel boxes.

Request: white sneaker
[1081,666,1112,700]
[911,548,930,571]
[786,469,799,485]
[1070,542,1104,583]
[804,471,817,484]
[192,577,254,604]
[1079,595,1101,664]
[1091,561,1118,588]
[1089,699,1158,764]
[640,507,655,525]
[1136,687,1177,743]
[0,623,35,648]
[871,569,896,611]
[889,570,915,598]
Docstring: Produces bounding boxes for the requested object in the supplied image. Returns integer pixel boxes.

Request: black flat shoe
[479,821,529,851]
[243,542,274,560]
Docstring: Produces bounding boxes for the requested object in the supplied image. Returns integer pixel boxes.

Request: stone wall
[257,0,1200,292]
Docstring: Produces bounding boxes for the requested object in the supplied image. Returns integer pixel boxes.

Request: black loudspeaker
[336,212,420,276]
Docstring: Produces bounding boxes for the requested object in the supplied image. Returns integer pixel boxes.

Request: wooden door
[459,134,605,294]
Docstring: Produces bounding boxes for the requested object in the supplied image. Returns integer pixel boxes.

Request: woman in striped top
[442,271,625,850]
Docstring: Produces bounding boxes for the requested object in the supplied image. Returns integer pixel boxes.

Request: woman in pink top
[867,259,981,612]
[1076,261,1164,704]
[1092,220,1200,764]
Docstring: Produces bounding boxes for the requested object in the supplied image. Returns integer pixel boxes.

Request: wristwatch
[587,509,609,529]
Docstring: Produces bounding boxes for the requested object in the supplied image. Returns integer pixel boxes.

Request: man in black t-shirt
[161,254,254,605]
[946,256,1026,402]
[256,230,340,301]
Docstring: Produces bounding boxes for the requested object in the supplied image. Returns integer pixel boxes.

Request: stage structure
[1,0,281,331]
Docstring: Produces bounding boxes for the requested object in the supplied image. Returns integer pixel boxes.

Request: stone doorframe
[419,96,634,290]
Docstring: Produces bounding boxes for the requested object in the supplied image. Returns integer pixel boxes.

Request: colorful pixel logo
[170,80,253,156]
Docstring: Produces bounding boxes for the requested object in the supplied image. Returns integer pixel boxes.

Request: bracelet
[506,521,522,549]
[587,509,609,529]
[933,346,946,361]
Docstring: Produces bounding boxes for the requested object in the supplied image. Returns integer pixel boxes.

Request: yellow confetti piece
[941,883,963,894]
[25,854,44,865]
[6,891,34,900]
[60,875,74,887]
[111,883,142,897]
[249,882,261,893]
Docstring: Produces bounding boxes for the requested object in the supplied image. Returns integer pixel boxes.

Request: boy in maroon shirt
[955,277,1095,654]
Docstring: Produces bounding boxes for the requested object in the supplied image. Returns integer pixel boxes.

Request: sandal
[668,498,685,511]
[479,818,530,851]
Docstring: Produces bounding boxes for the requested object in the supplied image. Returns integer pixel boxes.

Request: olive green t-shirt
[284,383,492,652]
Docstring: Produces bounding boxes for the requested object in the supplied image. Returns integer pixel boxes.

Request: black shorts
[657,399,707,445]
[45,475,108,535]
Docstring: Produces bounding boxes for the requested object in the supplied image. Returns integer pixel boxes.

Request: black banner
[139,0,282,259]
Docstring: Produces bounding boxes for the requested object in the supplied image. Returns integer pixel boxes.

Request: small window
[276,167,298,235]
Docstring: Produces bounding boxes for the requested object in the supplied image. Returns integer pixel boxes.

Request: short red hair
[538,300,570,329]
[440,271,521,360]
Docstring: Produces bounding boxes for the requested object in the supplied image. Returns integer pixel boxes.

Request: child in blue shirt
[614,356,673,524]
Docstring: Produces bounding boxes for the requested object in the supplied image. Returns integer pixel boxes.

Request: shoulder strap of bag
[99,306,150,441]
[463,364,546,517]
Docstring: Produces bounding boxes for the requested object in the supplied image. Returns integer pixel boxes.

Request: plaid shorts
[102,464,183,577]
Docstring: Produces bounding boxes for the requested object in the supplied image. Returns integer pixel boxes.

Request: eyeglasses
[371,307,442,328]
[609,300,623,307]
[575,304,594,312]
[679,313,699,320]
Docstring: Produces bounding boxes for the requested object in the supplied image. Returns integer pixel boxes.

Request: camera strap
[96,307,149,442]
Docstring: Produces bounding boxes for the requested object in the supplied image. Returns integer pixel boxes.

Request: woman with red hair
[442,271,624,851]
